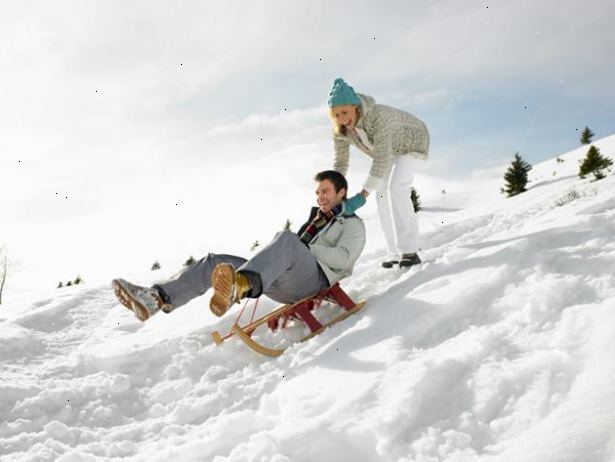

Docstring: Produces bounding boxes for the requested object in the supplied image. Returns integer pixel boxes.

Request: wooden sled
[211,283,365,357]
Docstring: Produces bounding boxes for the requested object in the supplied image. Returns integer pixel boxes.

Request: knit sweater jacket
[333,94,430,191]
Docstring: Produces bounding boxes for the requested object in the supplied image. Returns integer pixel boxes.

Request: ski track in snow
[2,138,615,461]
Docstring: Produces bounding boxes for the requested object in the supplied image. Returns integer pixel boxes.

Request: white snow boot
[112,278,171,321]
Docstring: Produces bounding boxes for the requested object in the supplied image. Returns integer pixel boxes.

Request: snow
[1,136,615,461]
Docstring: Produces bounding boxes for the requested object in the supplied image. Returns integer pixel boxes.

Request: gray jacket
[333,94,430,191]
[297,205,366,286]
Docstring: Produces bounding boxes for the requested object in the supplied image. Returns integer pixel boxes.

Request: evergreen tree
[579,145,613,180]
[151,260,161,271]
[74,275,82,285]
[410,188,422,212]
[502,152,532,197]
[250,241,260,251]
[57,281,63,289]
[184,256,196,266]
[580,126,595,145]
[0,247,8,305]
[283,219,292,231]
[556,156,564,164]
[66,281,73,286]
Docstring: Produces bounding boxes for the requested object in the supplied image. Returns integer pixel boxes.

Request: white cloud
[2,0,614,228]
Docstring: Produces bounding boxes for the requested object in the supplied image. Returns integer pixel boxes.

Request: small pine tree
[250,241,260,251]
[410,188,422,212]
[556,156,565,164]
[151,260,161,271]
[57,281,63,289]
[283,219,292,231]
[579,145,613,181]
[66,281,73,286]
[184,256,196,266]
[502,152,532,197]
[0,248,9,305]
[580,126,595,145]
[74,275,82,285]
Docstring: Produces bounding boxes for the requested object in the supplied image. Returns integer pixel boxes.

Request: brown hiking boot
[112,278,171,321]
[209,263,251,317]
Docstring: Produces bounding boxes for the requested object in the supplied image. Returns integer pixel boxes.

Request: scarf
[299,204,343,245]
[353,127,374,151]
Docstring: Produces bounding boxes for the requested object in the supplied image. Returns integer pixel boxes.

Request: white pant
[375,155,419,256]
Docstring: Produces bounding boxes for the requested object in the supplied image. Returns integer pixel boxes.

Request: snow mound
[1,136,615,461]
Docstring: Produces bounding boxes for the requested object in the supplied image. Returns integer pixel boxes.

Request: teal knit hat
[327,78,361,107]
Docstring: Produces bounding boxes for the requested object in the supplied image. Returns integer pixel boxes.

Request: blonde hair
[328,105,361,136]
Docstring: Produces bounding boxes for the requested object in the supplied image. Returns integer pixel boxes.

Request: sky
[1,0,614,293]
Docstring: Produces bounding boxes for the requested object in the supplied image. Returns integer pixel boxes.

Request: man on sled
[112,170,366,322]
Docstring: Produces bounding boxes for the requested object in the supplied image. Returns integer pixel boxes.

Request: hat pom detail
[327,78,361,108]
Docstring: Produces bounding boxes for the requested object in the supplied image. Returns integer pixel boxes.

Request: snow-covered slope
[1,137,615,462]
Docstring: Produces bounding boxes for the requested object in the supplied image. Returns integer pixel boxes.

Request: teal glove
[344,193,367,215]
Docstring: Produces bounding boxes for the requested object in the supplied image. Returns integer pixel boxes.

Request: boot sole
[399,260,422,269]
[112,279,150,321]
[210,263,235,317]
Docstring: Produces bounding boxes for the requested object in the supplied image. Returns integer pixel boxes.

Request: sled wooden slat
[210,295,314,344]
[231,300,366,357]
[232,324,285,357]
[211,283,365,357]
[300,300,366,343]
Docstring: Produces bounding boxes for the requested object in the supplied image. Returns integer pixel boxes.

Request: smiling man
[112,170,366,321]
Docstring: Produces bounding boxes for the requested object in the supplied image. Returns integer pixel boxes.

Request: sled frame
[211,283,365,357]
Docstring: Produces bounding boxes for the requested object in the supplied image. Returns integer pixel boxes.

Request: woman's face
[331,105,358,131]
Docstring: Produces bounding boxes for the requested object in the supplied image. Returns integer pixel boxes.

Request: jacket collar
[355,93,373,130]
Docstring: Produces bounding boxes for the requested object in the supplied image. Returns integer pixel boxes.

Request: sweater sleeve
[363,112,393,191]
[333,136,350,176]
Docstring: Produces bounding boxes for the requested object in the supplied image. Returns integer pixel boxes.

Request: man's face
[315,179,346,214]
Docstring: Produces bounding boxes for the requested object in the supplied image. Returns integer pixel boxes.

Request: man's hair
[314,170,348,198]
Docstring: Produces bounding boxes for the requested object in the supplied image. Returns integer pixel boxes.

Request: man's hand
[344,192,367,215]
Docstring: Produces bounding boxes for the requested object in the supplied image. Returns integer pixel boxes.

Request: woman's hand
[344,192,368,215]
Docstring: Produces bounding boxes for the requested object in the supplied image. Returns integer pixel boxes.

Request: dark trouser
[156,231,329,310]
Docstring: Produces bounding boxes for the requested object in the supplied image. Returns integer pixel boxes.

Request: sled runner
[211,283,365,357]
